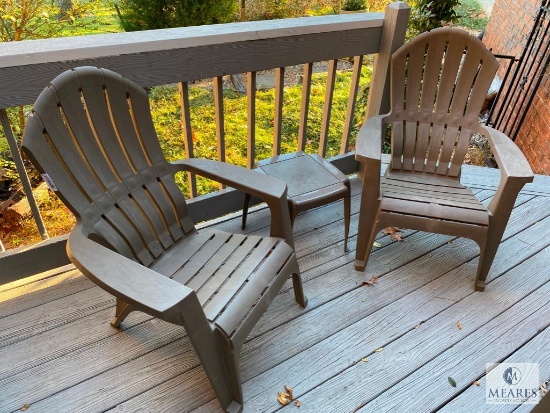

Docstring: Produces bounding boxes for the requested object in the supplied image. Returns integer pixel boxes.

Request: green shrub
[115,0,238,31]
[409,0,460,36]
[342,0,366,11]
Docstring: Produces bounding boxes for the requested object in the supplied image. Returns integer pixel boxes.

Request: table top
[257,153,343,198]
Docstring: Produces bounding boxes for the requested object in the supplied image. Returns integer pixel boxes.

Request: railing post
[0,109,49,241]
[365,2,410,118]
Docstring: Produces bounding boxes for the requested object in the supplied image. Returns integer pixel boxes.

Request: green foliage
[0,0,61,41]
[115,0,238,31]
[342,0,365,11]
[455,0,488,31]
[0,0,110,41]
[408,0,461,36]
[244,0,307,20]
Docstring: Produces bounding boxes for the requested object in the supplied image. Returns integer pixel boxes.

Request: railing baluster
[319,59,338,157]
[247,71,256,169]
[273,67,285,156]
[178,82,198,198]
[213,76,225,189]
[341,55,364,154]
[298,63,313,152]
[0,109,49,240]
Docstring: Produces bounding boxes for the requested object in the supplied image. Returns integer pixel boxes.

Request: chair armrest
[67,222,195,324]
[355,115,386,164]
[172,158,295,248]
[478,126,534,217]
[480,126,534,182]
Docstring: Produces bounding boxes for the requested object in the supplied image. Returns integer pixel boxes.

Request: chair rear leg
[111,298,134,328]
[290,257,308,307]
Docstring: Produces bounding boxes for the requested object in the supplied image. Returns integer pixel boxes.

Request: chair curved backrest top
[388,27,499,177]
[22,67,195,267]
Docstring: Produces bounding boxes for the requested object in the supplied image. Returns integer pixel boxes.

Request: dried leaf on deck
[278,385,295,406]
[375,347,383,352]
[278,391,292,406]
[382,227,401,235]
[383,227,403,241]
[295,400,301,407]
[285,385,294,399]
[391,233,403,241]
[457,321,463,330]
[362,276,378,287]
[373,242,382,248]
[20,405,30,412]
[473,380,480,386]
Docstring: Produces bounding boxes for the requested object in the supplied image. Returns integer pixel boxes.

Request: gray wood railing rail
[0,2,410,283]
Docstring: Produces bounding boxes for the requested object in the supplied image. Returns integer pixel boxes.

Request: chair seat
[151,229,293,338]
[380,173,489,226]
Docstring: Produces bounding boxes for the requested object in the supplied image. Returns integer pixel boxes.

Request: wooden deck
[1,165,550,413]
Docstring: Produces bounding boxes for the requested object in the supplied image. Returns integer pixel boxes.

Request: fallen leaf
[391,232,403,241]
[473,381,480,386]
[457,321,463,330]
[373,242,382,248]
[278,391,292,406]
[285,385,293,400]
[278,385,297,406]
[362,275,378,286]
[361,357,368,362]
[295,400,301,407]
[375,347,383,352]
[20,405,29,412]
[448,376,457,387]
[414,323,421,329]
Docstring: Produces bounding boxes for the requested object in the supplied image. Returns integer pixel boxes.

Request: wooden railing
[0,2,410,281]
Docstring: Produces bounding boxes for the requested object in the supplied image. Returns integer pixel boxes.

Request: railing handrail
[0,13,385,65]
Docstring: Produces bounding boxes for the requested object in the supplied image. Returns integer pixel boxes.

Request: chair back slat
[389,28,499,177]
[22,67,197,266]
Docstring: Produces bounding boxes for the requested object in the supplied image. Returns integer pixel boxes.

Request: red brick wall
[482,0,550,174]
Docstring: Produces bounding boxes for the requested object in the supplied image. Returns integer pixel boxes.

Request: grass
[455,0,488,32]
[150,67,371,196]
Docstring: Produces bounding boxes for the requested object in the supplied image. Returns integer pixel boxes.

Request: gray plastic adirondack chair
[355,28,534,291]
[22,66,307,413]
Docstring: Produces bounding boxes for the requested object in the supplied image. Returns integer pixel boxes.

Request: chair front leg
[176,297,241,412]
[355,179,382,271]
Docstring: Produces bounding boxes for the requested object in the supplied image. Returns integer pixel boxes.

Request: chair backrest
[387,27,499,178]
[22,67,196,267]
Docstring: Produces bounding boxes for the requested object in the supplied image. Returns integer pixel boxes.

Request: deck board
[1,167,549,413]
